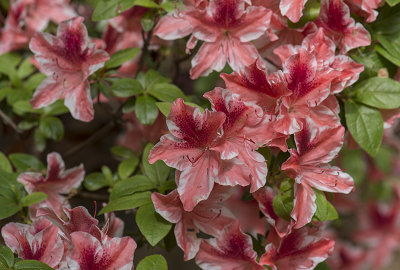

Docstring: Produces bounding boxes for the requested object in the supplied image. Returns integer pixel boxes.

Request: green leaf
[99,191,152,215]
[155,102,171,116]
[142,143,170,186]
[148,83,185,102]
[272,179,294,221]
[118,157,139,179]
[133,0,159,8]
[21,192,48,207]
[105,48,140,69]
[141,11,155,32]
[373,146,392,174]
[136,203,172,246]
[386,0,400,7]
[375,35,400,66]
[345,101,383,156]
[111,146,136,159]
[39,116,64,141]
[0,196,21,220]
[102,166,114,185]
[111,175,156,200]
[0,153,12,173]
[14,260,53,270]
[43,100,69,116]
[12,100,38,115]
[9,153,44,172]
[313,190,338,221]
[135,95,159,125]
[137,255,168,270]
[0,245,14,269]
[17,58,34,79]
[353,77,400,109]
[315,262,331,270]
[92,0,122,21]
[84,172,110,191]
[144,70,170,89]
[123,98,136,113]
[112,78,143,97]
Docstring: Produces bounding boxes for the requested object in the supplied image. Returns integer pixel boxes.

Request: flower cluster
[2,0,400,269]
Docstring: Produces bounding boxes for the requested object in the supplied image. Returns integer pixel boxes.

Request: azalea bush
[1,0,400,269]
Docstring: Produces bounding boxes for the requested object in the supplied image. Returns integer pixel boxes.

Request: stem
[0,109,22,134]
[137,28,154,74]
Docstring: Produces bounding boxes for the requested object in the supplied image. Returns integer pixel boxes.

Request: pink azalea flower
[260,226,335,270]
[281,119,354,228]
[154,0,272,78]
[344,0,383,22]
[66,231,136,270]
[150,98,257,210]
[37,206,102,240]
[274,49,338,134]
[314,0,371,53]
[195,221,264,270]
[1,217,64,268]
[253,186,293,237]
[279,0,308,23]
[152,185,234,260]
[29,16,110,122]
[0,0,75,54]
[204,87,268,192]
[18,152,84,216]
[103,212,125,238]
[274,28,364,94]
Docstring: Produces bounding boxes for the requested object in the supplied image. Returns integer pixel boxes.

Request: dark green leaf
[99,191,152,214]
[141,11,155,32]
[111,175,156,200]
[0,196,21,220]
[123,98,136,113]
[386,0,400,7]
[105,48,141,69]
[142,143,170,186]
[272,179,294,221]
[84,172,110,191]
[148,83,185,102]
[0,245,13,269]
[155,102,171,116]
[9,153,44,172]
[315,262,331,270]
[345,101,383,156]
[136,203,172,246]
[341,149,366,186]
[111,146,136,159]
[112,78,143,97]
[39,116,64,141]
[313,190,338,221]
[137,255,168,270]
[14,260,52,270]
[353,77,400,109]
[0,153,12,173]
[21,192,48,207]
[135,95,159,125]
[118,157,139,179]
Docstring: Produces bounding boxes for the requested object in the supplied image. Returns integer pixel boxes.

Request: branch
[0,109,23,134]
[137,27,154,74]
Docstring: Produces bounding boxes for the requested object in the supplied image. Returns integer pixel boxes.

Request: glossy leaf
[137,255,168,270]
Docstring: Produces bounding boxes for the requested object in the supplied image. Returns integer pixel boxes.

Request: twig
[76,191,109,201]
[64,121,115,158]
[0,109,23,134]
[137,27,154,74]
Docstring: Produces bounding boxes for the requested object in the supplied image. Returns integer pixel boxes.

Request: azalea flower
[204,87,268,192]
[29,16,109,121]
[2,217,64,268]
[281,119,354,228]
[66,231,136,270]
[154,0,272,78]
[260,226,335,270]
[152,186,234,260]
[279,0,308,23]
[195,221,264,270]
[0,0,75,54]
[344,0,383,22]
[150,98,262,210]
[314,0,371,53]
[18,152,84,216]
